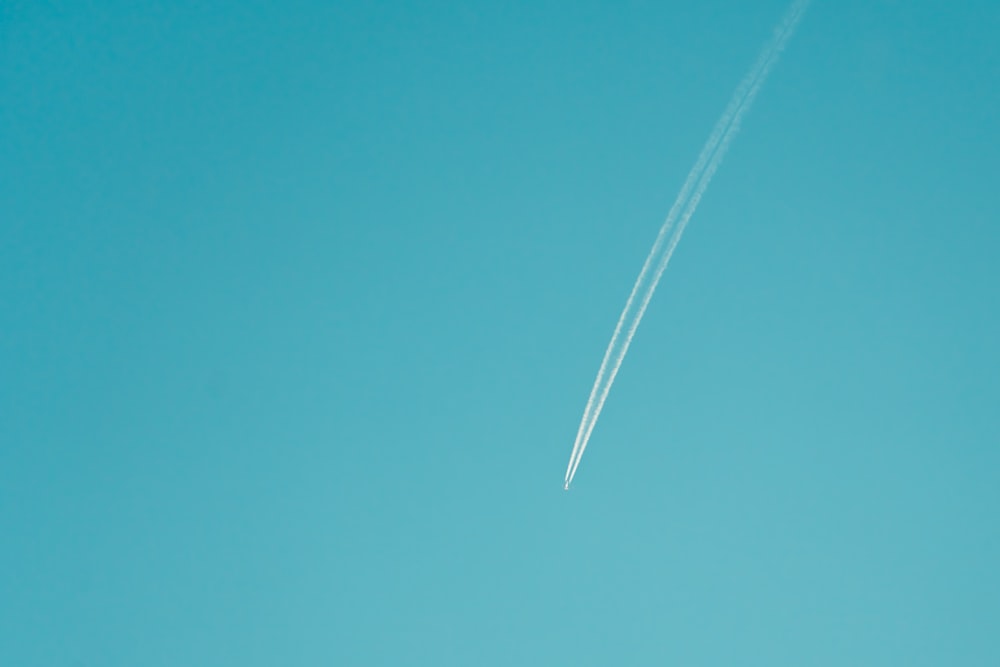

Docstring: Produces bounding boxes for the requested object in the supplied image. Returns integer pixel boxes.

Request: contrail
[564,0,810,489]
[563,5,792,485]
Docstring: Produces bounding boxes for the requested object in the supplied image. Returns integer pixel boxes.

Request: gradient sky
[3,1,999,665]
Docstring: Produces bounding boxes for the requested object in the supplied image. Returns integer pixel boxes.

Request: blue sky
[2,1,999,664]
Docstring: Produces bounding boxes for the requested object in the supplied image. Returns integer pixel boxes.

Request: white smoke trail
[565,0,810,489]
[562,27,773,487]
[562,3,793,487]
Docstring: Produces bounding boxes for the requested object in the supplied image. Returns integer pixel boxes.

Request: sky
[2,0,999,664]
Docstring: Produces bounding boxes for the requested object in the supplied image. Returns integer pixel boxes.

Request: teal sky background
[3,0,999,664]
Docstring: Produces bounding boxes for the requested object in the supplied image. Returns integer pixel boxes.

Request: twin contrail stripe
[565,0,811,489]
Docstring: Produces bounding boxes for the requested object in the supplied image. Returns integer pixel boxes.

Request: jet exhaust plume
[564,0,810,489]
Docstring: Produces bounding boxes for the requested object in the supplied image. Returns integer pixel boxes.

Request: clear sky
[2,1,999,664]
